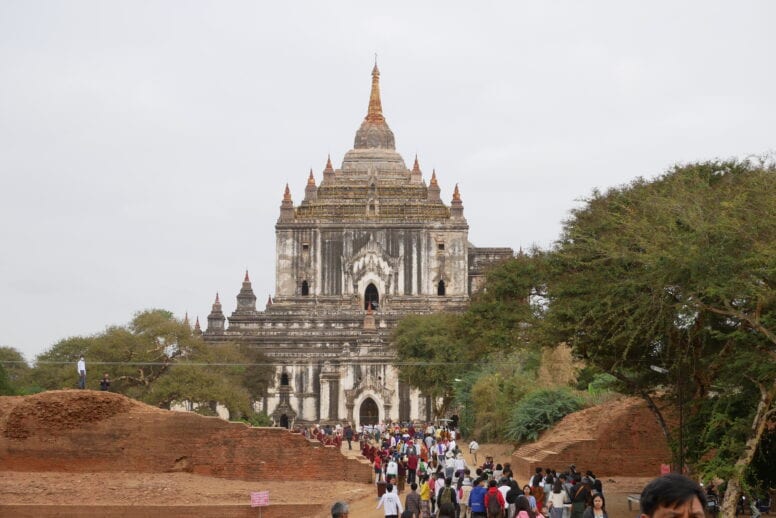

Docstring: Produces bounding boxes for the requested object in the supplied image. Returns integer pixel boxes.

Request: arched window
[437,280,446,296]
[280,373,290,386]
[364,283,379,310]
[301,280,309,296]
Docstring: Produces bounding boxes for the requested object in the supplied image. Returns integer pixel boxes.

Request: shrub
[505,388,583,443]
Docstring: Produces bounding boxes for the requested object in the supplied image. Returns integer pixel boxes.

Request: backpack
[486,492,503,518]
[439,487,454,506]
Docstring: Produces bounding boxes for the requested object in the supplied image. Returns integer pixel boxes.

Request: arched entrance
[279,414,289,428]
[437,280,446,295]
[364,283,379,310]
[359,398,379,426]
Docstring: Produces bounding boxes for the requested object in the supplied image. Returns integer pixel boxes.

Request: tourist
[455,452,467,481]
[547,479,570,518]
[375,455,384,483]
[569,478,592,518]
[530,468,545,513]
[582,494,607,518]
[377,483,404,518]
[405,482,421,518]
[469,439,480,464]
[76,355,86,389]
[437,477,459,516]
[387,456,399,486]
[344,423,354,450]
[419,475,432,518]
[639,474,706,518]
[469,477,488,518]
[438,502,457,518]
[522,485,537,512]
[99,373,110,391]
[515,494,540,518]
[459,477,473,518]
[484,479,505,518]
[331,500,349,517]
[408,451,419,484]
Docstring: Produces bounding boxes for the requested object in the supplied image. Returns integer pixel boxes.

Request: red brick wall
[0,392,372,484]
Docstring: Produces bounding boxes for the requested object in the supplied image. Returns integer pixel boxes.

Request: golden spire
[283,183,292,202]
[453,183,461,201]
[307,168,315,185]
[325,154,334,172]
[366,62,384,123]
[430,169,438,186]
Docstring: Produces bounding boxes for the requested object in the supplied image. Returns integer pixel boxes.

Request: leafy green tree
[393,313,463,415]
[542,158,775,512]
[0,364,14,395]
[0,346,32,393]
[505,388,583,442]
[30,309,272,419]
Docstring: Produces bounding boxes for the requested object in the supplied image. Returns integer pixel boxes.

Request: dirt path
[0,440,650,517]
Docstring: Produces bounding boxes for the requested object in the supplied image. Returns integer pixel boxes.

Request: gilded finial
[366,62,384,123]
[325,154,334,172]
[283,183,292,202]
[244,270,250,282]
[453,183,461,201]
[308,169,315,185]
[430,169,438,186]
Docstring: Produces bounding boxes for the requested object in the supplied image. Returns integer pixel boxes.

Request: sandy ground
[0,440,651,517]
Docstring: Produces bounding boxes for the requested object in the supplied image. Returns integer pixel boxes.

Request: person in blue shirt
[469,477,488,517]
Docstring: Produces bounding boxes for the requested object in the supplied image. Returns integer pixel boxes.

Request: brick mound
[512,396,670,476]
[0,390,371,483]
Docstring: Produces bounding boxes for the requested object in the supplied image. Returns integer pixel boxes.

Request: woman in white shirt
[547,479,570,518]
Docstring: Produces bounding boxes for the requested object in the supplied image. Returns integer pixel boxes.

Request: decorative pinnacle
[430,170,438,186]
[214,292,220,304]
[453,183,461,201]
[412,155,420,173]
[244,270,250,282]
[307,168,315,185]
[325,154,334,172]
[267,295,273,306]
[283,183,292,202]
[365,62,384,123]
[194,316,201,330]
[183,312,189,325]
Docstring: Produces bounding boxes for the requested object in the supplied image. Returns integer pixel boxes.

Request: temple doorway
[364,283,379,310]
[359,397,379,425]
[279,414,289,428]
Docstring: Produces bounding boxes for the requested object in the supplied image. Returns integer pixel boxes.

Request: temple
[202,64,513,428]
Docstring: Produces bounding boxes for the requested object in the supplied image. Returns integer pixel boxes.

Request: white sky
[1,1,774,362]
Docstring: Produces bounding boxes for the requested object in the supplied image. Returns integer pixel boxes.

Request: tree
[393,313,463,415]
[30,309,271,419]
[542,158,775,512]
[0,346,32,393]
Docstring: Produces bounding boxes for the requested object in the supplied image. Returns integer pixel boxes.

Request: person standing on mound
[76,356,86,389]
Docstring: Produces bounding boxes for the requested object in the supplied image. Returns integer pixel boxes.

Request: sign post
[251,490,270,517]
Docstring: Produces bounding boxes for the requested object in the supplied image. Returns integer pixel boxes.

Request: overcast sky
[1,1,774,362]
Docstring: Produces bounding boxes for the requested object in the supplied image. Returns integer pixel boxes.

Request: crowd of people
[351,421,610,518]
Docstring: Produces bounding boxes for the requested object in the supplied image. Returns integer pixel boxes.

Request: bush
[240,412,273,427]
[505,388,583,443]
